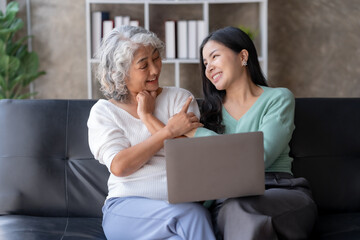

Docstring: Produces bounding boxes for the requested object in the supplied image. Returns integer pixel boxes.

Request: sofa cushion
[290,98,360,214]
[0,100,68,216]
[290,98,360,157]
[293,156,360,214]
[0,215,105,240]
[0,100,109,217]
[313,212,360,240]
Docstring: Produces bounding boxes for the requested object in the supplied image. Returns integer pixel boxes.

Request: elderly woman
[87,26,216,240]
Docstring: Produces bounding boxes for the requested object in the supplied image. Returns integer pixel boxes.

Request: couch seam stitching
[60,100,70,240]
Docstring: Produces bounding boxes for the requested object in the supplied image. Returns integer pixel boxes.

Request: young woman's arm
[259,89,295,169]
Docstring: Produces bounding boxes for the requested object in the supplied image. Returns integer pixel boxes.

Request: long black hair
[199,26,268,133]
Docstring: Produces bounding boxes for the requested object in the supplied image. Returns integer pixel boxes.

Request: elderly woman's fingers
[180,97,193,113]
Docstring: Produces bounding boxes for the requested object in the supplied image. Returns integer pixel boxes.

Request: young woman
[87,26,216,240]
[189,26,318,240]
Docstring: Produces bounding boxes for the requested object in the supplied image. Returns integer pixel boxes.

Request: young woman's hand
[165,97,203,138]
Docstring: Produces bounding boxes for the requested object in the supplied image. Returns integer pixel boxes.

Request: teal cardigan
[195,86,295,174]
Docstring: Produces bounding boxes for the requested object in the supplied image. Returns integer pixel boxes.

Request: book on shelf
[103,20,114,39]
[197,20,207,55]
[114,15,139,27]
[165,20,176,59]
[114,16,123,28]
[164,19,207,60]
[177,20,188,59]
[91,11,109,58]
[122,16,130,26]
[188,20,197,59]
[130,20,139,27]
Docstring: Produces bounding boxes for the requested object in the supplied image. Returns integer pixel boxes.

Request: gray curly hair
[96,25,165,102]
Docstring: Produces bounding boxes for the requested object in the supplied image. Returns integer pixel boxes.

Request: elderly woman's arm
[110,125,170,177]
[110,99,202,177]
[136,90,165,134]
[137,90,201,135]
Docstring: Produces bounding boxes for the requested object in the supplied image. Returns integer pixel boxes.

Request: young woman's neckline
[222,85,267,122]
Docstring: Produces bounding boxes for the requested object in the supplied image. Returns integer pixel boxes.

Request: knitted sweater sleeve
[259,88,295,168]
[87,101,131,170]
[170,87,201,119]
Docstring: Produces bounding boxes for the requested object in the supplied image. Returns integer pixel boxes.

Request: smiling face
[202,40,246,91]
[125,45,162,97]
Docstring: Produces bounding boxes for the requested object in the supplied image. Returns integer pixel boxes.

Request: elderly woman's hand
[165,97,203,138]
[136,90,157,120]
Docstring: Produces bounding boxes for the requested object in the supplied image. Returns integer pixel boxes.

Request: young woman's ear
[239,49,249,66]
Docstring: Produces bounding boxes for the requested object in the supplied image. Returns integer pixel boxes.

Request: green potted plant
[238,25,258,41]
[0,1,45,99]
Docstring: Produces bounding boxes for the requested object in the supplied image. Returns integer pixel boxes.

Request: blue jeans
[102,197,216,240]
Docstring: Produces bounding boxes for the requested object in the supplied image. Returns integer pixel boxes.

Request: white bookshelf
[86,0,268,99]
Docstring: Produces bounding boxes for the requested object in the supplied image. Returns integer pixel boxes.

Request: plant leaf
[15,44,28,59]
[9,74,25,92]
[0,18,24,35]
[0,54,9,75]
[16,91,37,99]
[22,52,40,74]
[0,74,5,90]
[8,56,20,78]
[5,2,19,15]
[22,71,46,86]
[0,39,5,55]
[4,1,19,22]
[8,36,30,55]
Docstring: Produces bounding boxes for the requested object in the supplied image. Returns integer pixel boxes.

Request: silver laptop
[164,132,265,204]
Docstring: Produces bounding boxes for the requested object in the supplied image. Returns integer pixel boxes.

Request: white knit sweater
[88,87,200,201]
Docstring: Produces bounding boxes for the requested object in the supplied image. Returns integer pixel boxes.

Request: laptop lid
[164,132,265,204]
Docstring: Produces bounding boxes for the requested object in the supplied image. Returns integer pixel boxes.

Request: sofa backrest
[0,99,108,218]
[1,98,360,217]
[290,98,360,215]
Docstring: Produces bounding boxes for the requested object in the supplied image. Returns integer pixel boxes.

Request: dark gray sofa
[290,98,360,239]
[0,98,359,240]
